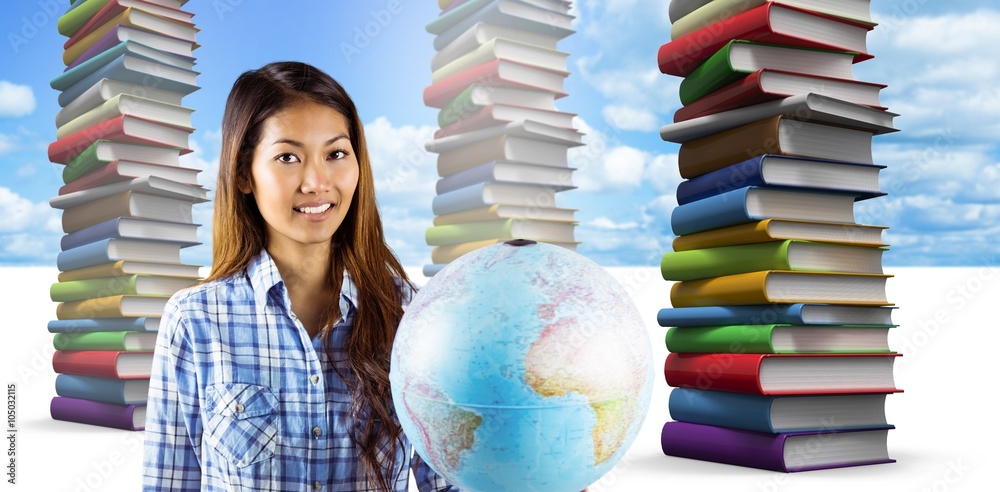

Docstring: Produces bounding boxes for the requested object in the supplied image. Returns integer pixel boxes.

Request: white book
[669,0,715,23]
[433,204,577,225]
[427,119,582,154]
[431,22,562,70]
[55,78,186,128]
[68,140,182,167]
[62,191,196,234]
[51,175,208,210]
[436,160,575,195]
[660,93,898,143]
[432,181,560,216]
[431,238,577,264]
[436,135,574,176]
[431,0,575,51]
[431,38,569,83]
[56,94,194,139]
[115,25,195,58]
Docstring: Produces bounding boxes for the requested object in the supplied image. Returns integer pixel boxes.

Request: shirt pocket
[203,383,280,468]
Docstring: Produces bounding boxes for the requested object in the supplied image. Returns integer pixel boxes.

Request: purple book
[661,421,895,472]
[50,396,146,431]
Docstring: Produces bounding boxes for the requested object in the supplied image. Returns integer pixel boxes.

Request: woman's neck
[265,239,334,294]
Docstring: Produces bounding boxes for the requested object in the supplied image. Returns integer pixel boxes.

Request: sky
[0,0,997,270]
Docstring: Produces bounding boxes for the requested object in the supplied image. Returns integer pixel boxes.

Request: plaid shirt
[143,248,459,491]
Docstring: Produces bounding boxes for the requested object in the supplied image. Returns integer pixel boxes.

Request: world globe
[390,240,654,491]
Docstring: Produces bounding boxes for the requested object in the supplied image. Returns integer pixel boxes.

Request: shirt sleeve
[142,296,204,491]
[411,451,461,492]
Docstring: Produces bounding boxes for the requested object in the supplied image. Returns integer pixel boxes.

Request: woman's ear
[237,176,253,195]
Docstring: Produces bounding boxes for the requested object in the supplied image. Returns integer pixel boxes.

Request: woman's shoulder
[166,271,254,315]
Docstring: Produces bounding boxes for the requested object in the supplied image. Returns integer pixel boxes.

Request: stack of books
[655,0,903,471]
[46,0,205,431]
[422,0,583,277]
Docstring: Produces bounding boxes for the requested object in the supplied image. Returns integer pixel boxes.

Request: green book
[50,275,197,303]
[57,0,112,37]
[425,218,576,246]
[664,324,895,354]
[63,141,113,183]
[659,240,885,281]
[439,85,488,128]
[53,331,157,351]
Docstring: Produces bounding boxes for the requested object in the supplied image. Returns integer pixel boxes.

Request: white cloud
[0,82,35,117]
[589,217,639,230]
[884,10,1000,55]
[363,117,438,195]
[642,153,681,194]
[0,134,16,154]
[15,164,35,179]
[602,104,658,131]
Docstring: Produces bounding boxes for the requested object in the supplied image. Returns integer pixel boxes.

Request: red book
[65,0,195,49]
[657,3,874,77]
[674,69,888,122]
[59,159,201,195]
[663,353,901,395]
[52,350,154,379]
[48,114,193,165]
[424,59,567,108]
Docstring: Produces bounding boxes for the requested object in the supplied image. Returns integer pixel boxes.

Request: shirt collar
[245,248,358,320]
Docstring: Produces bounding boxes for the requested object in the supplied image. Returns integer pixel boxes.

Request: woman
[142,61,457,491]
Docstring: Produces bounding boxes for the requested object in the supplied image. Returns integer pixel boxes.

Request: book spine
[438,85,484,127]
[670,187,752,236]
[55,374,135,405]
[56,239,114,272]
[50,396,144,431]
[656,304,805,327]
[426,220,512,246]
[660,421,787,471]
[424,59,502,108]
[49,114,126,164]
[60,217,121,251]
[678,41,742,105]
[53,331,131,351]
[431,183,489,216]
[436,162,497,195]
[660,240,791,281]
[663,353,765,393]
[668,387,774,433]
[669,271,772,307]
[52,350,123,378]
[674,71,772,123]
[48,317,153,333]
[677,117,781,179]
[664,325,779,353]
[56,296,125,320]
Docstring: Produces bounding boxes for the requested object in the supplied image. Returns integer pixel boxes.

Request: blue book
[48,317,160,333]
[57,238,182,271]
[52,41,189,91]
[668,388,894,433]
[670,187,857,236]
[61,217,199,251]
[657,304,897,327]
[56,53,199,107]
[676,155,887,206]
[55,374,151,405]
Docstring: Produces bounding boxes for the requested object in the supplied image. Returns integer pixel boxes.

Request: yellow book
[59,260,203,282]
[64,9,198,66]
[672,219,889,252]
[56,295,171,319]
[439,0,457,9]
[670,271,893,307]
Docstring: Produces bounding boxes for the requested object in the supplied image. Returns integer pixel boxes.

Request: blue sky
[0,0,997,269]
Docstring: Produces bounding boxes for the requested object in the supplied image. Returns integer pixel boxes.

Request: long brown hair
[205,61,413,491]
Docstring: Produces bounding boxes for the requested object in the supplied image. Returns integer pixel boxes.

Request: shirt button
[233,403,244,413]
[313,481,322,490]
[312,426,322,437]
[310,375,321,384]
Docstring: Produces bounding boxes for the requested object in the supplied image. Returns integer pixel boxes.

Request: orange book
[56,295,170,319]
[669,271,893,307]
[672,219,889,252]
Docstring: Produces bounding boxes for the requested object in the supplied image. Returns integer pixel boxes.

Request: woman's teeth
[295,203,332,214]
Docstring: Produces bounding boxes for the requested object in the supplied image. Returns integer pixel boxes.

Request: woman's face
[244,100,360,251]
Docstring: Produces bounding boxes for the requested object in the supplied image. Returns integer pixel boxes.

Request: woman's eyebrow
[271,134,349,147]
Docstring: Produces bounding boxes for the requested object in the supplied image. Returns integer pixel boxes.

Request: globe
[390,240,654,491]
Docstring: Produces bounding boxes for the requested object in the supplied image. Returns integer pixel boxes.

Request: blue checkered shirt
[143,248,459,491]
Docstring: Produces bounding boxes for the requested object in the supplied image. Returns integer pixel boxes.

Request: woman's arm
[142,298,204,491]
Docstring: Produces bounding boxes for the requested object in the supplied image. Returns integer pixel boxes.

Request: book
[56,93,194,139]
[48,114,194,165]
[657,3,872,77]
[431,22,562,71]
[58,0,193,37]
[660,93,897,143]
[48,316,161,333]
[51,350,154,379]
[676,156,883,205]
[664,324,892,353]
[426,218,576,246]
[668,0,714,23]
[669,271,892,307]
[55,77,186,128]
[436,161,574,195]
[58,161,203,196]
[427,119,583,153]
[63,0,193,40]
[436,135,574,176]
[431,38,569,83]
[53,175,207,209]
[50,396,146,431]
[435,104,576,139]
[424,59,567,109]
[660,422,894,471]
[678,41,857,106]
[432,181,563,216]
[428,0,574,51]
[671,0,875,40]
[439,84,558,127]
[677,116,875,179]
[55,374,151,405]
[50,274,196,302]
[52,39,194,99]
[56,238,184,271]
[57,259,201,282]
[56,295,170,319]
[431,238,577,263]
[668,389,890,433]
[56,53,199,108]
[60,217,199,250]
[63,8,198,65]
[671,187,857,236]
[656,304,897,327]
[68,30,196,74]
[433,204,577,225]
[68,24,197,71]
[663,353,900,394]
[60,190,196,233]
[660,240,884,281]
[53,331,157,351]
[671,219,888,252]
[56,139,181,171]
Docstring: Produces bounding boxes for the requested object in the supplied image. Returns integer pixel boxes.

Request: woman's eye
[275,153,299,163]
[330,149,348,160]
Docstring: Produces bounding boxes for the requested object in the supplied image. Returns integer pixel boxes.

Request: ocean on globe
[390,240,654,492]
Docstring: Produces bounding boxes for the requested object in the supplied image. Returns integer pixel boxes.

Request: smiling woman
[141,61,457,492]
